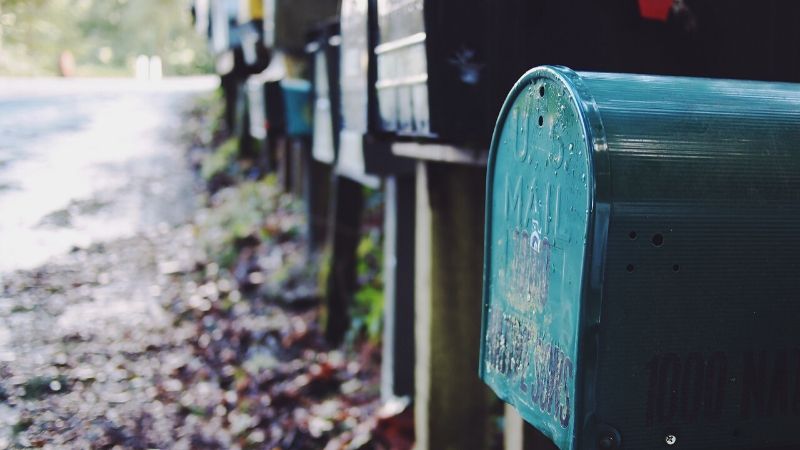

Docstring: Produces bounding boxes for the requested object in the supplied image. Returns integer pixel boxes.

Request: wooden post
[381,174,415,400]
[262,132,278,174]
[276,137,291,193]
[290,138,306,198]
[237,88,256,162]
[220,72,238,134]
[414,161,494,450]
[306,158,332,252]
[504,405,558,450]
[324,174,364,345]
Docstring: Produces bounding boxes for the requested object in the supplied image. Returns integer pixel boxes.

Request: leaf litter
[0,94,413,449]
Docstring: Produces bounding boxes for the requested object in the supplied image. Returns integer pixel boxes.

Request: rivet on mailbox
[480,65,800,450]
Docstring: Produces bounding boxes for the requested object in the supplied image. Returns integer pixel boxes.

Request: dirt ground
[0,86,408,449]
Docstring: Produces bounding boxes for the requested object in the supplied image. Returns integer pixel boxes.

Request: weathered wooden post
[325,174,366,343]
[412,158,495,450]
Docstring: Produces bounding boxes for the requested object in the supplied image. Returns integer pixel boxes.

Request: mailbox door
[481,68,599,449]
[340,0,370,135]
[211,0,232,53]
[194,0,211,37]
[338,0,369,182]
[375,0,428,134]
[247,79,267,140]
[312,50,336,164]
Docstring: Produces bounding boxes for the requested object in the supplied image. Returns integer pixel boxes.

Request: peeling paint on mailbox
[480,66,595,450]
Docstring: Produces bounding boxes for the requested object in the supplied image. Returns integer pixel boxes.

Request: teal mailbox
[480,66,800,449]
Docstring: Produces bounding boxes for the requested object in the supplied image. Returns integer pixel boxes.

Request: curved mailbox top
[480,66,800,449]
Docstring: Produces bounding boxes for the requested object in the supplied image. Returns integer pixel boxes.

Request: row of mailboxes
[242,0,409,182]
[199,0,338,56]
[247,76,313,143]
[480,64,800,450]
[204,0,800,150]
[372,0,800,146]
[263,0,339,55]
[196,0,267,76]
[196,0,338,78]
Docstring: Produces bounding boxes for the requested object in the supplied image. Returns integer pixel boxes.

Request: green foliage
[349,226,384,343]
[0,0,212,76]
[21,375,68,400]
[12,416,32,435]
[353,285,383,342]
[201,137,240,181]
[196,176,305,268]
[180,89,226,151]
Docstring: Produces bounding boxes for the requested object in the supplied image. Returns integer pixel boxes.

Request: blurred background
[0,0,211,77]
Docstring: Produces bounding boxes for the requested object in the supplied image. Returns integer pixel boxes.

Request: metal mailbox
[336,0,379,186]
[211,0,241,54]
[193,0,211,38]
[238,0,263,23]
[373,1,800,148]
[371,0,676,144]
[246,76,268,141]
[237,0,270,73]
[374,0,485,142]
[307,20,341,164]
[280,79,312,137]
[480,65,800,449]
[247,78,311,140]
[209,0,243,75]
[262,0,338,54]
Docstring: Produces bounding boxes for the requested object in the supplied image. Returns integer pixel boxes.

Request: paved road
[0,77,216,447]
[0,77,217,275]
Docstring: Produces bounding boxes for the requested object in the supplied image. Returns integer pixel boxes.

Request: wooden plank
[392,142,488,166]
[505,405,559,450]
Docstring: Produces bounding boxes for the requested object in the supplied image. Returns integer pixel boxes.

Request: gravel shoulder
[0,90,401,449]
